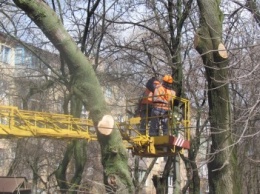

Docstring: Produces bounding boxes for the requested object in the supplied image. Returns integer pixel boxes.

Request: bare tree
[103,0,197,193]
[194,0,241,193]
[12,0,134,193]
[1,0,259,193]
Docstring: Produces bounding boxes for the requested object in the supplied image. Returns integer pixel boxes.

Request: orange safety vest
[140,88,153,104]
[140,80,160,105]
[153,84,175,110]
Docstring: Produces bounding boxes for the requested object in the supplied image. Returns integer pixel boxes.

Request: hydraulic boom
[0,96,191,157]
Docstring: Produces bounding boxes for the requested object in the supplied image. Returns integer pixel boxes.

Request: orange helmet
[163,75,173,83]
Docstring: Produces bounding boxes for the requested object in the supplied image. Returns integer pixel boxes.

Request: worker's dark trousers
[149,107,168,136]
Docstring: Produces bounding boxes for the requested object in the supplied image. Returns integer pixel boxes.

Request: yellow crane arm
[0,105,96,140]
[0,95,191,158]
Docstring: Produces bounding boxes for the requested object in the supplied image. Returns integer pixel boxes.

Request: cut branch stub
[97,115,114,135]
[218,43,228,59]
[193,33,199,48]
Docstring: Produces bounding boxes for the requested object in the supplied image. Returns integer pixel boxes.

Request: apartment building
[0,32,63,113]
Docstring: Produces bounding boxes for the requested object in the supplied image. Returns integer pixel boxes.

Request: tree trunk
[181,149,200,194]
[181,118,207,194]
[152,175,167,194]
[68,98,87,193]
[13,0,134,193]
[133,157,157,194]
[194,0,241,194]
[152,157,173,194]
[55,141,74,193]
[173,155,181,194]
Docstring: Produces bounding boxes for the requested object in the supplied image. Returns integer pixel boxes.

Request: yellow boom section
[0,96,191,158]
[0,105,96,140]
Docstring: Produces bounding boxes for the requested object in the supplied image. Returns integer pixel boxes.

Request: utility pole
[173,154,181,194]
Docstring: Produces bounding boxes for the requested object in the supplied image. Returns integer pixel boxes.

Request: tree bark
[194,0,241,194]
[152,157,173,194]
[13,0,134,193]
[152,175,167,194]
[55,141,74,192]
[133,157,157,194]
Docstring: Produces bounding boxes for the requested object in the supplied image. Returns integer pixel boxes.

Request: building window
[168,175,173,187]
[138,170,148,186]
[15,46,33,67]
[0,45,11,64]
[0,148,5,166]
[104,87,113,99]
[15,46,24,65]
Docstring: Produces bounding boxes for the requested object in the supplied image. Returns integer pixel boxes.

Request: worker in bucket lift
[149,75,176,136]
[138,77,160,135]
